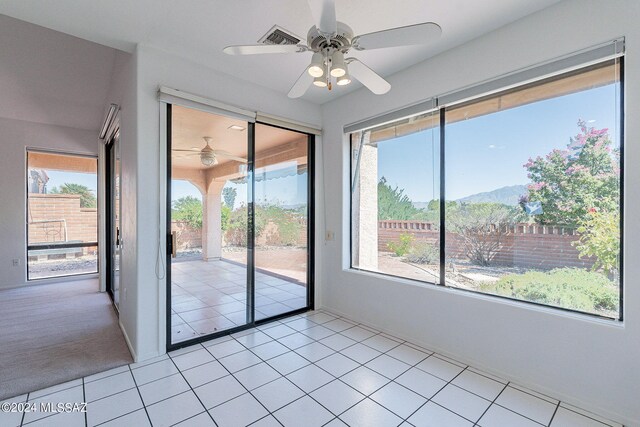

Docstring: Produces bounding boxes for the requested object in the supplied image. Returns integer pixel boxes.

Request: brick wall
[171,221,202,250]
[28,194,97,249]
[378,220,594,270]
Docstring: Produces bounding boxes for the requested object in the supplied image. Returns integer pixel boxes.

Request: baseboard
[318,304,633,427]
[118,319,137,362]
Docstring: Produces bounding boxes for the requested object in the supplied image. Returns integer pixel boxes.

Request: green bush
[405,242,439,264]
[481,268,618,313]
[574,209,620,277]
[172,196,202,229]
[387,233,414,257]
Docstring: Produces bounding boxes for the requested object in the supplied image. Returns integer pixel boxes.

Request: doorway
[105,132,121,309]
[166,104,314,350]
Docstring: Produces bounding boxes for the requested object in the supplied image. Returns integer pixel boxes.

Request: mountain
[457,185,527,206]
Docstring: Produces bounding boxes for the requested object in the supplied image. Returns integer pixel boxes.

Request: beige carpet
[0,279,133,400]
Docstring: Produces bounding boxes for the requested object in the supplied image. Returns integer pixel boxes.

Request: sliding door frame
[166,106,315,352]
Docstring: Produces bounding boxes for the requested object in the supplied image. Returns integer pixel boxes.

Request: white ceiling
[0,0,562,104]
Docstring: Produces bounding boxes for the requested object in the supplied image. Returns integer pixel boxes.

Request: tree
[172,196,202,229]
[378,177,421,220]
[222,187,237,209]
[447,202,521,266]
[575,209,620,277]
[50,183,96,208]
[523,120,620,227]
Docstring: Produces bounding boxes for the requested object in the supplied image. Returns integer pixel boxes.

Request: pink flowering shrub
[523,120,620,227]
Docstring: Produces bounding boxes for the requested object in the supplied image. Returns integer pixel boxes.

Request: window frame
[348,56,625,321]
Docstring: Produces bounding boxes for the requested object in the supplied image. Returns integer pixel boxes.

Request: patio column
[202,180,226,261]
[352,132,378,270]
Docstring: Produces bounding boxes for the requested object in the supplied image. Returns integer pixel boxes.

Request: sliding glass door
[105,133,121,309]
[166,104,314,349]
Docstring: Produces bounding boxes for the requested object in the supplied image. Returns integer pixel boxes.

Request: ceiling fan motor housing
[307,22,354,53]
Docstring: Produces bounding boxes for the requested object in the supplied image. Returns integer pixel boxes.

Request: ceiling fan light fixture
[330,51,346,77]
[313,76,327,87]
[337,72,351,86]
[307,52,324,77]
[200,153,217,166]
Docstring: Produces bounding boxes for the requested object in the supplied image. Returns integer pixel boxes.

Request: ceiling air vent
[258,25,301,46]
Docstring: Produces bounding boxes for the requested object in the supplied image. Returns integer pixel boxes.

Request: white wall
[121,44,322,361]
[320,0,640,424]
[0,15,120,289]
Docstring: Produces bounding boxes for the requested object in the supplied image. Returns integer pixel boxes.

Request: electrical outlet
[325,230,335,241]
[12,259,20,267]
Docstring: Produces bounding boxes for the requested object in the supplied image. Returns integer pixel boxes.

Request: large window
[350,57,623,319]
[27,151,99,280]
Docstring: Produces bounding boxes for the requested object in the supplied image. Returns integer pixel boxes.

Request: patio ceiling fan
[172,137,248,167]
[223,0,441,98]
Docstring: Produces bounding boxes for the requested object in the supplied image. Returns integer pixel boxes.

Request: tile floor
[171,259,307,343]
[2,310,622,427]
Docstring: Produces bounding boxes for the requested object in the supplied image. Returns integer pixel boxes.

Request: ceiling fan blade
[354,22,442,50]
[308,0,337,36]
[213,150,248,163]
[172,148,200,152]
[347,59,391,95]
[288,69,314,98]
[223,44,304,55]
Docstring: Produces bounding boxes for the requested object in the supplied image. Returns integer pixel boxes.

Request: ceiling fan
[223,0,441,98]
[172,137,248,167]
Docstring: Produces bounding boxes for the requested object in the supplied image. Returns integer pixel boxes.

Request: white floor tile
[302,325,337,340]
[253,377,305,412]
[128,354,170,370]
[386,344,431,366]
[295,341,335,362]
[209,393,269,427]
[194,375,246,409]
[316,353,360,377]
[323,318,357,332]
[266,351,311,375]
[286,364,334,393]
[365,354,411,379]
[181,360,228,388]
[146,391,205,427]
[273,396,334,427]
[204,338,244,359]
[416,356,465,382]
[478,404,541,427]
[168,343,204,357]
[29,378,83,398]
[361,335,401,353]
[283,317,318,331]
[235,331,273,348]
[172,348,216,371]
[24,410,85,427]
[431,384,492,423]
[131,359,179,386]
[83,366,128,384]
[277,332,315,349]
[233,362,281,390]
[408,401,473,427]
[395,367,447,399]
[99,409,150,427]
[261,324,297,340]
[218,349,262,372]
[305,312,338,324]
[551,407,611,427]
[84,371,135,402]
[24,385,84,424]
[310,379,366,415]
[324,418,349,427]
[320,333,357,351]
[451,370,505,401]
[559,402,622,427]
[173,412,216,427]
[339,398,403,427]
[250,340,290,360]
[370,381,427,419]
[339,326,377,342]
[495,386,557,425]
[138,373,190,405]
[86,388,143,427]
[340,366,390,396]
[340,343,382,364]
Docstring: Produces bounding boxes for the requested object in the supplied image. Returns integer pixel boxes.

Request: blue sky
[377,83,620,202]
[43,171,97,195]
